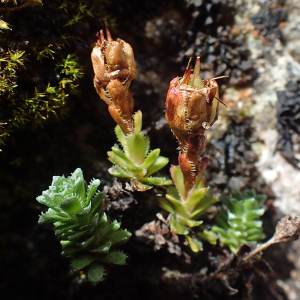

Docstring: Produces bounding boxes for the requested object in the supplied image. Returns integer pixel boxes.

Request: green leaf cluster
[37,168,131,285]
[108,111,172,191]
[212,189,267,253]
[159,166,218,252]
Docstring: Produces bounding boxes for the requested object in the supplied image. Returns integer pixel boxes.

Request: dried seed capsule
[165,57,225,193]
[91,28,137,134]
[165,57,220,151]
[91,28,137,91]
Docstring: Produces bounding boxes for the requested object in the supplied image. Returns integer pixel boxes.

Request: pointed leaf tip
[133,110,143,134]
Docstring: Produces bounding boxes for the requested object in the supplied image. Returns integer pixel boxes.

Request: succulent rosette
[108,111,172,191]
[212,189,267,253]
[37,168,131,285]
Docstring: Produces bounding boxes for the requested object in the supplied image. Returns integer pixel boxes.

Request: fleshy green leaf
[246,233,265,241]
[37,168,131,285]
[54,223,78,236]
[108,166,132,178]
[91,241,112,254]
[60,196,83,215]
[184,187,209,213]
[230,200,244,216]
[185,235,203,253]
[212,226,231,239]
[139,176,172,186]
[71,255,96,271]
[88,262,105,285]
[197,229,218,245]
[89,193,104,218]
[177,215,203,228]
[158,197,176,215]
[133,110,142,134]
[246,227,263,236]
[131,179,152,191]
[170,217,187,235]
[141,149,160,169]
[107,230,132,246]
[115,125,127,150]
[68,231,86,242]
[243,198,256,210]
[108,151,133,171]
[36,195,51,207]
[170,165,185,198]
[38,210,70,224]
[127,133,145,165]
[110,145,136,168]
[61,244,81,256]
[165,193,186,216]
[213,189,267,253]
[74,177,86,203]
[143,136,150,158]
[244,208,265,221]
[146,156,169,176]
[94,220,121,244]
[190,195,218,219]
[101,251,127,265]
[86,179,101,203]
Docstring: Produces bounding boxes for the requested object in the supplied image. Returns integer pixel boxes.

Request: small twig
[243,215,300,261]
[243,237,275,261]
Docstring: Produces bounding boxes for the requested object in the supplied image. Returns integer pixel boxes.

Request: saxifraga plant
[37,168,131,285]
[91,28,172,191]
[108,110,172,191]
[36,28,275,287]
[212,189,267,253]
[159,57,225,252]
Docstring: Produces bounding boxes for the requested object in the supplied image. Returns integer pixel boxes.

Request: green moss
[0,0,113,148]
[0,51,83,146]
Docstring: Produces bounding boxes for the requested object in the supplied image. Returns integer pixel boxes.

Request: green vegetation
[37,168,131,285]
[0,0,112,147]
[212,189,267,253]
[159,164,218,252]
[108,111,172,191]
[0,52,83,146]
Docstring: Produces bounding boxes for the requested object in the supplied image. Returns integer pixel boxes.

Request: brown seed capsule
[165,57,220,151]
[91,28,137,134]
[166,57,225,193]
[91,28,137,91]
